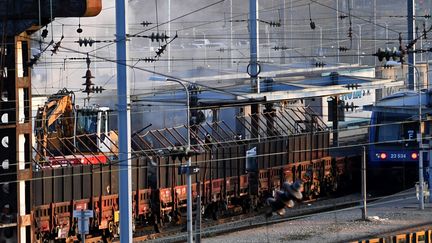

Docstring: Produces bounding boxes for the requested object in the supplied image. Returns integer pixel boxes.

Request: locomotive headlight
[411,152,418,160]
[380,153,387,160]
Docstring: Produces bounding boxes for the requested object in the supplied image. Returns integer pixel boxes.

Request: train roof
[363,90,432,115]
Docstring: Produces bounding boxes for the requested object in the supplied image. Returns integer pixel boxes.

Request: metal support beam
[249,0,260,140]
[249,0,260,93]
[408,0,416,90]
[116,0,133,242]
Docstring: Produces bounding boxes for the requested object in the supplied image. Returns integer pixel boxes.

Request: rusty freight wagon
[30,106,350,242]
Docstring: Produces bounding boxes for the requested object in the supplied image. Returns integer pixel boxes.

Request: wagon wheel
[212,203,223,220]
[102,228,114,242]
[153,213,165,233]
[154,222,164,233]
[108,221,115,233]
[173,210,182,224]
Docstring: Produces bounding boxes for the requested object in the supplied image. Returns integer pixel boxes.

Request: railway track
[128,194,366,242]
[145,191,419,243]
[86,191,417,242]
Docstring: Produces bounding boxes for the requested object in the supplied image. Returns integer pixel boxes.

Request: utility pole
[408,0,416,90]
[428,114,432,203]
[168,0,171,72]
[290,0,293,63]
[229,0,233,68]
[280,0,286,64]
[116,0,133,242]
[249,0,260,138]
[336,0,340,63]
[373,0,376,66]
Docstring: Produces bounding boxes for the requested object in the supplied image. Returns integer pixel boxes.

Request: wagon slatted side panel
[300,134,307,162]
[294,135,301,163]
[196,153,207,182]
[132,158,139,193]
[264,141,271,169]
[111,162,119,195]
[215,147,224,179]
[277,140,285,167]
[82,166,91,199]
[42,169,53,204]
[271,140,279,168]
[230,145,240,179]
[201,150,211,181]
[238,145,246,174]
[257,143,265,171]
[62,167,73,201]
[304,134,310,162]
[176,156,184,187]
[316,132,324,159]
[210,148,217,180]
[323,132,330,157]
[53,167,63,202]
[221,148,229,178]
[225,146,234,178]
[293,135,301,163]
[268,141,276,168]
[312,133,320,159]
[280,139,287,166]
[33,170,43,206]
[147,156,159,190]
[287,136,294,164]
[72,166,82,200]
[101,164,112,195]
[136,157,147,190]
[92,165,102,197]
[158,156,169,189]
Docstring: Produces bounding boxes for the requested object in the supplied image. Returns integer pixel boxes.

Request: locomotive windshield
[76,110,98,135]
[374,112,418,148]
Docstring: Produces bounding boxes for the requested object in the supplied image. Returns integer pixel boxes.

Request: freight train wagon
[31,107,353,242]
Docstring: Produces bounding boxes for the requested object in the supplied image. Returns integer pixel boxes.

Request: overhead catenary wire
[1,113,428,179]
[1,0,430,185]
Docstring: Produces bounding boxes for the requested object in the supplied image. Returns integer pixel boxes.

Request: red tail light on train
[379,153,387,160]
[411,152,418,160]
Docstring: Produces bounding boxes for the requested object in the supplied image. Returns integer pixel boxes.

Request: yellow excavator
[34,89,118,165]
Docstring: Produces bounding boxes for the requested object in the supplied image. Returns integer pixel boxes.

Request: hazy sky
[30,0,427,100]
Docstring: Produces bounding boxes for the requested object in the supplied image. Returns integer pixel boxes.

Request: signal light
[380,153,387,160]
[411,152,418,160]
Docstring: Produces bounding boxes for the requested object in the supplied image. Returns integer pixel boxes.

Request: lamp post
[356,24,367,65]
[386,61,424,210]
[350,32,361,65]
[149,76,193,242]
